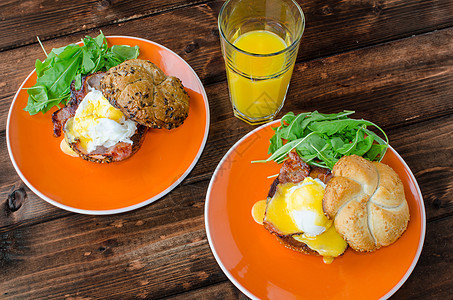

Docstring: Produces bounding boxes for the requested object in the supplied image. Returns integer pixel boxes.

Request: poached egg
[64,90,136,154]
[253,177,347,263]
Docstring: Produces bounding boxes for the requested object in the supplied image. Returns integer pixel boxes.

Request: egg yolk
[263,177,330,236]
[253,177,348,263]
[287,177,332,236]
[251,199,267,225]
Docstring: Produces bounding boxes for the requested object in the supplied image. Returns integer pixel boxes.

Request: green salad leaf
[24,31,140,115]
[253,111,389,170]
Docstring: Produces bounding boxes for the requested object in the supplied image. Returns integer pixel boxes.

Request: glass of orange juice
[219,0,305,125]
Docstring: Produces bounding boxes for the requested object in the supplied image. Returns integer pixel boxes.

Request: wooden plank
[1,0,453,59]
[166,216,453,299]
[164,281,248,300]
[0,0,208,51]
[387,216,453,299]
[0,180,230,299]
[300,0,453,58]
[1,29,453,227]
[388,114,453,223]
[2,0,453,101]
[1,194,451,299]
[1,21,453,134]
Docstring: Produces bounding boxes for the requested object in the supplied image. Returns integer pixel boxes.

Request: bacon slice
[268,151,332,198]
[278,151,311,184]
[277,151,332,185]
[67,124,147,163]
[264,152,338,256]
[52,72,147,163]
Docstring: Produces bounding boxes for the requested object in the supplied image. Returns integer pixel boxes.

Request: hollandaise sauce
[293,226,348,262]
[252,177,348,264]
[60,139,78,157]
[64,90,136,154]
[252,200,267,225]
[226,30,294,121]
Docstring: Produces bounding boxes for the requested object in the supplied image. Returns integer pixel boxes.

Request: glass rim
[218,0,305,58]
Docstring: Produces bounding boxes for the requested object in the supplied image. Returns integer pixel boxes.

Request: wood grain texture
[2,0,453,101]
[1,194,452,299]
[0,114,451,298]
[0,0,209,51]
[164,281,249,300]
[1,0,452,298]
[392,216,453,299]
[1,18,453,135]
[0,180,226,299]
[166,216,453,300]
[1,0,453,58]
[388,114,453,222]
[1,28,452,226]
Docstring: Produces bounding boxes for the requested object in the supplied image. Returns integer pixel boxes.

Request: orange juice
[226,30,294,121]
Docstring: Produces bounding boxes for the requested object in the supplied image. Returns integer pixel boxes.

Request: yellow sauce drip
[251,177,348,264]
[323,257,335,264]
[60,139,78,157]
[293,225,348,261]
[263,182,300,234]
[251,200,267,225]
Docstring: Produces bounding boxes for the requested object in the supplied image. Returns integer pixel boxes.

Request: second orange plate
[7,36,209,214]
[205,120,425,299]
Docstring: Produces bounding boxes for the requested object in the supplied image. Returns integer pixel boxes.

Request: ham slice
[52,72,147,163]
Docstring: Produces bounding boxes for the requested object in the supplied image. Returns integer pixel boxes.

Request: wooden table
[1,0,452,299]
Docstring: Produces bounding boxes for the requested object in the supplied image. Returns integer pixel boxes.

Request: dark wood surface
[1,0,452,299]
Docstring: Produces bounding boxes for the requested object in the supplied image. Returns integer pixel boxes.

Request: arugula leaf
[81,49,96,74]
[24,32,140,115]
[252,111,389,170]
[111,45,140,60]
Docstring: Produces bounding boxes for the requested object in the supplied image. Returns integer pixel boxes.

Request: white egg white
[286,177,330,237]
[64,90,136,153]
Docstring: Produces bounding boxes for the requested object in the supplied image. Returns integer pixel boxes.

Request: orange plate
[205,120,425,300]
[7,36,209,214]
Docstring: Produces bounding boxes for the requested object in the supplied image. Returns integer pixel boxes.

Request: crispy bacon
[68,124,148,163]
[278,151,332,185]
[278,151,311,184]
[51,72,147,163]
[268,151,332,198]
[309,166,333,185]
[52,102,77,137]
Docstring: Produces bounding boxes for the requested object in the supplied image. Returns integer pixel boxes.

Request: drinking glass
[219,0,305,125]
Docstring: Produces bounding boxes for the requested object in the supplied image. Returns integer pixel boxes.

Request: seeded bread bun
[323,155,410,252]
[100,59,189,129]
